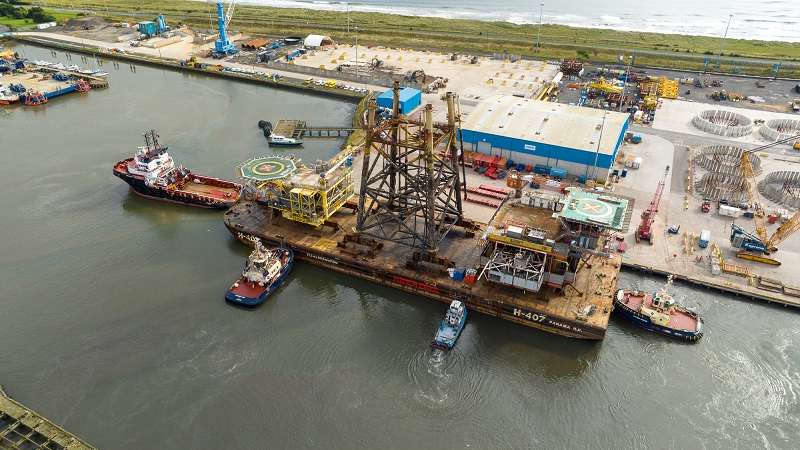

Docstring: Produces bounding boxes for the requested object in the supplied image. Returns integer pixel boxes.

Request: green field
[0,10,80,30]
[29,0,800,64]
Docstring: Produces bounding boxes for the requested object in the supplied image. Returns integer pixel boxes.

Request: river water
[2,44,799,449]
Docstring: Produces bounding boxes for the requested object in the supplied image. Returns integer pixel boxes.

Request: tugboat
[267,134,304,146]
[614,275,704,341]
[225,238,294,307]
[431,300,467,350]
[113,130,242,209]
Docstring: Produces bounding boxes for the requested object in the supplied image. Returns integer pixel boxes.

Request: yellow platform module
[588,76,623,94]
[237,152,355,227]
[657,76,678,99]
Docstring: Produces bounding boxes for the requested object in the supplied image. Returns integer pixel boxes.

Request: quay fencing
[265,60,423,90]
[692,110,753,137]
[631,51,800,80]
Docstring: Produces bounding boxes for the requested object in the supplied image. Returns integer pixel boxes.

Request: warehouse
[376,87,422,115]
[460,95,629,182]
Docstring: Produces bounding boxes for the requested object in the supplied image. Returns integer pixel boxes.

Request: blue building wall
[376,87,422,115]
[462,119,628,173]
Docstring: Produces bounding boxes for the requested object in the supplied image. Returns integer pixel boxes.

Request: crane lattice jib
[767,211,800,249]
[739,133,800,246]
[224,0,235,27]
[741,153,769,245]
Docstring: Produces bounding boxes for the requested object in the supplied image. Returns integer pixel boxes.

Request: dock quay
[0,386,96,449]
[271,119,357,138]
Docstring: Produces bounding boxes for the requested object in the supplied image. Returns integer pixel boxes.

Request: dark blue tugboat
[614,275,704,341]
[432,300,467,350]
[225,238,294,307]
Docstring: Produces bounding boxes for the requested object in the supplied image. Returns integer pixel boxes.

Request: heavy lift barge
[224,86,635,339]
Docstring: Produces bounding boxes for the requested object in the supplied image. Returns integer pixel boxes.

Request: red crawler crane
[636,168,669,244]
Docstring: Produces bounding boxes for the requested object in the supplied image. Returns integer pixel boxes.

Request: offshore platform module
[225,83,634,339]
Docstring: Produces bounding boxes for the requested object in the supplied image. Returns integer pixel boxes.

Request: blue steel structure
[214,1,238,56]
[157,15,167,34]
[376,87,422,115]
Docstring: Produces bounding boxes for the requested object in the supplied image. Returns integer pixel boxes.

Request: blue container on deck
[579,174,587,183]
[550,167,567,178]
[138,21,157,36]
[534,164,551,175]
[453,266,466,281]
[621,169,628,177]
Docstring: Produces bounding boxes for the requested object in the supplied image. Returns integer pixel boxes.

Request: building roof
[462,95,629,156]
[303,35,335,48]
[376,87,421,102]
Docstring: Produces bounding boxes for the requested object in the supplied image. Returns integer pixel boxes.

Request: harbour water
[2,44,800,448]
[234,0,800,42]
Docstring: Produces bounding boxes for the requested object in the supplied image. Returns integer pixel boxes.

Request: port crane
[636,167,669,244]
[731,134,800,265]
[213,0,238,57]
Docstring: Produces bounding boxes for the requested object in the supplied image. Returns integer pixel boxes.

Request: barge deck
[224,197,622,340]
[0,386,96,449]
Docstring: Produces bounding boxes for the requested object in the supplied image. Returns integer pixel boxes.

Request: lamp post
[715,14,732,71]
[620,55,632,112]
[536,3,543,53]
[355,26,358,84]
[346,3,350,37]
[591,111,607,181]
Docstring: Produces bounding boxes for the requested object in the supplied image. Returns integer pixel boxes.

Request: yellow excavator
[733,134,800,265]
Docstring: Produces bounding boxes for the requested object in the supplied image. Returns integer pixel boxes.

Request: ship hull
[225,252,294,307]
[613,290,703,341]
[432,313,467,350]
[113,161,240,209]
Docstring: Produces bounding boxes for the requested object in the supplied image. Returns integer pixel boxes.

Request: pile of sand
[63,17,108,30]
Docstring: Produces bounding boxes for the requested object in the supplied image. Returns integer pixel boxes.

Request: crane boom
[636,167,668,244]
[767,211,800,248]
[741,152,768,244]
[734,133,800,263]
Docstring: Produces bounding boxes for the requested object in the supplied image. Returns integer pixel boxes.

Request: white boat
[268,134,304,146]
[0,84,20,104]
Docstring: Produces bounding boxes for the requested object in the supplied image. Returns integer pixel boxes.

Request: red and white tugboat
[225,237,294,307]
[113,130,242,209]
[614,275,704,341]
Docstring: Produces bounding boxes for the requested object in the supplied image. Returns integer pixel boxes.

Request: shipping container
[699,230,710,248]
[534,164,551,174]
[550,167,568,178]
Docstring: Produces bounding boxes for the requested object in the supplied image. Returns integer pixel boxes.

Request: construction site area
[12,2,800,308]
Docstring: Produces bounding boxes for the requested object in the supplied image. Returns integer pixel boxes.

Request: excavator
[731,134,800,265]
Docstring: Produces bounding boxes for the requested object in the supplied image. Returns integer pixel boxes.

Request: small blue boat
[432,300,467,350]
[225,238,293,307]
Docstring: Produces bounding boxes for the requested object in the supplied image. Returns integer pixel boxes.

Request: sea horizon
[203,0,800,43]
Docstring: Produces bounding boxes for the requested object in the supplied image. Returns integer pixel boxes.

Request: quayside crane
[213,0,238,57]
[636,167,669,244]
[731,134,800,265]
